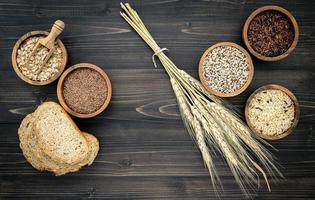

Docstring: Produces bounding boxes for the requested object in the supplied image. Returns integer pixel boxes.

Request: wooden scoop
[26,20,65,74]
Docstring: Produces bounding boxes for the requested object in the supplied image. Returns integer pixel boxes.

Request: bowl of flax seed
[57,63,112,118]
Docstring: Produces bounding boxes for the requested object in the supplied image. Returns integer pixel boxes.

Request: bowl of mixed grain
[57,63,112,118]
[243,5,299,61]
[12,31,67,85]
[199,42,254,97]
[245,84,299,140]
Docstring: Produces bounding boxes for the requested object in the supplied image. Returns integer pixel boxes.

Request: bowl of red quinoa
[57,63,112,118]
[243,5,299,61]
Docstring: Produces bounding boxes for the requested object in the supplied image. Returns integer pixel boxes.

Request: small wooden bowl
[12,31,68,85]
[245,84,300,140]
[198,42,254,97]
[57,63,112,118]
[243,5,299,61]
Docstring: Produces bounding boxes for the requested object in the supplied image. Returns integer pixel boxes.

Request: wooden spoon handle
[41,20,65,47]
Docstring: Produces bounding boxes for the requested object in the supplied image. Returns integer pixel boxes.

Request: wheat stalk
[171,78,221,191]
[120,3,282,196]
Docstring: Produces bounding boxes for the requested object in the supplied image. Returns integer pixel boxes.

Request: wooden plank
[1,175,315,199]
[0,69,314,123]
[0,1,314,71]
[0,121,314,178]
[0,0,315,199]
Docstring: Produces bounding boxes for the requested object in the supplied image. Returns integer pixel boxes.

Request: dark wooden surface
[0,0,314,199]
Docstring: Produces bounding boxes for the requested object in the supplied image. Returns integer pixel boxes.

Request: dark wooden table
[0,0,314,199]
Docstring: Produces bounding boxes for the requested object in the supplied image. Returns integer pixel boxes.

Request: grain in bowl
[12,31,67,85]
[199,42,254,97]
[16,36,63,81]
[245,84,299,140]
[243,5,299,61]
[57,63,112,118]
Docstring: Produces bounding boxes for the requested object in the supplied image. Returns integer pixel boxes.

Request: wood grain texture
[0,0,314,199]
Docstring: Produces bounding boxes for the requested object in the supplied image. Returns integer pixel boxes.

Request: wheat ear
[170,78,221,189]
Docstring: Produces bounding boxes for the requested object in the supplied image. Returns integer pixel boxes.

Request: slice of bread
[18,114,45,171]
[18,102,100,176]
[29,126,99,175]
[53,132,99,176]
[21,113,70,173]
[81,132,99,166]
[28,119,67,173]
[33,102,89,165]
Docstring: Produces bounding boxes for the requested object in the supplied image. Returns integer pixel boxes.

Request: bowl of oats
[199,42,254,97]
[12,31,67,85]
[245,84,300,140]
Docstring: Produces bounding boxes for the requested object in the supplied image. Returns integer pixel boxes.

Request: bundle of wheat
[120,3,282,196]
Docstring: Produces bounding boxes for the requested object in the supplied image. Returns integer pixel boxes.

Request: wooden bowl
[198,42,254,97]
[243,5,299,61]
[12,31,68,85]
[57,63,112,118]
[245,84,300,140]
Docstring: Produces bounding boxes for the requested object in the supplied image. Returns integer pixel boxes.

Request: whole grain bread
[28,118,68,173]
[26,117,99,175]
[81,132,99,166]
[18,102,99,176]
[18,114,45,171]
[52,132,99,176]
[33,102,89,165]
[28,126,98,175]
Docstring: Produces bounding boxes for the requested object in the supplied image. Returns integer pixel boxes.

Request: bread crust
[18,114,45,171]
